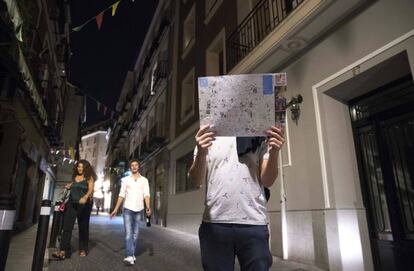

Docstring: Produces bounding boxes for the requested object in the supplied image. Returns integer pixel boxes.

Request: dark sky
[69,0,158,126]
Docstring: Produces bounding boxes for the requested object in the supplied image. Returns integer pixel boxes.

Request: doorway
[350,76,414,270]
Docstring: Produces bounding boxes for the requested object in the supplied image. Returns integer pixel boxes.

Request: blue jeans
[199,223,272,271]
[123,208,142,257]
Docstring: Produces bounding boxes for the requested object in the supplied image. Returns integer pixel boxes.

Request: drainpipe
[279,151,288,260]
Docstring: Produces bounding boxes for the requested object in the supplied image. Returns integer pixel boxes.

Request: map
[198,74,284,136]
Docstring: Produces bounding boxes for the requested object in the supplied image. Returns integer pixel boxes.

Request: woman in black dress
[52,159,95,259]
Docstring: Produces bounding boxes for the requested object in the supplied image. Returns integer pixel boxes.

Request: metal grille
[357,126,392,237]
[383,114,414,240]
[226,0,303,71]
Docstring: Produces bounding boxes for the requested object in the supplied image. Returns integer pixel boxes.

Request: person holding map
[188,122,285,271]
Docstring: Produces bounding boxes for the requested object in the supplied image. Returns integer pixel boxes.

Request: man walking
[110,159,151,266]
[189,124,285,271]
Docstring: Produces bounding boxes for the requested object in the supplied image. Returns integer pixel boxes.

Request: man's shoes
[123,256,134,266]
[133,255,136,261]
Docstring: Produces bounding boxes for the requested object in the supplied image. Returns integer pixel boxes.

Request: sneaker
[123,256,134,266]
[133,255,136,262]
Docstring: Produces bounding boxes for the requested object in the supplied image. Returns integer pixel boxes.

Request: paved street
[47,215,323,271]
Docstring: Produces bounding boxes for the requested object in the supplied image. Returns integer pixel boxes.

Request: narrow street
[47,215,321,271]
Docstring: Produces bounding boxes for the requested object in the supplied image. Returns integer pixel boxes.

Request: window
[204,0,223,25]
[180,68,195,124]
[182,4,195,58]
[175,151,195,193]
[206,29,226,76]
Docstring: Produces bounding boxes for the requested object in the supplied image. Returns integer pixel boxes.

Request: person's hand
[265,125,285,152]
[110,209,118,219]
[79,196,87,205]
[195,125,216,156]
[146,208,152,217]
[65,183,72,189]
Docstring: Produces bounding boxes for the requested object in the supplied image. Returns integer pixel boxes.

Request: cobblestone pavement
[47,215,324,271]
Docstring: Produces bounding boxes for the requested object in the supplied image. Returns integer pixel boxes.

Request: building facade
[108,0,414,270]
[0,0,82,232]
[80,124,110,178]
[106,0,172,225]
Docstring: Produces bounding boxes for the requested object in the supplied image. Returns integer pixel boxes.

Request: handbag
[58,188,71,212]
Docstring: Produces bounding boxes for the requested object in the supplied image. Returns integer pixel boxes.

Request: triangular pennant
[69,146,75,160]
[96,12,104,30]
[112,1,120,16]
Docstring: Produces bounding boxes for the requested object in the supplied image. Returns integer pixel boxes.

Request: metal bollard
[32,200,51,271]
[48,201,62,248]
[0,194,16,271]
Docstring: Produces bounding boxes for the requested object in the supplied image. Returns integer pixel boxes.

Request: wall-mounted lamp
[286,94,303,125]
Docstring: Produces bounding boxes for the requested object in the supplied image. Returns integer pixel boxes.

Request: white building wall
[80,131,108,179]
[260,0,414,269]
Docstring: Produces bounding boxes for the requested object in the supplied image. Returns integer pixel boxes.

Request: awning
[4,0,23,41]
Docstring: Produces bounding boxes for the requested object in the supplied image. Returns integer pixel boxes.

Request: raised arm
[188,125,216,188]
[260,125,285,187]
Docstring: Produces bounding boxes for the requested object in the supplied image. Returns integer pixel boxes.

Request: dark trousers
[78,199,93,252]
[199,223,272,271]
[60,202,89,254]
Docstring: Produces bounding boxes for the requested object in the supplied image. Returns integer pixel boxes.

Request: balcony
[227,0,304,71]
[226,0,369,73]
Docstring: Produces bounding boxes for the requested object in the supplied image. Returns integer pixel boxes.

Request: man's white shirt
[119,175,150,212]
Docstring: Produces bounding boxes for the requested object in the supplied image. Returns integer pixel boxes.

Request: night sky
[69,0,158,126]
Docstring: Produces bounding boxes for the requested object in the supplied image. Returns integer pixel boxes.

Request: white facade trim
[312,28,414,209]
[82,131,107,140]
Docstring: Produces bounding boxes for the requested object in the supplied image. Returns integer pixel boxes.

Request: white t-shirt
[119,175,150,212]
[93,181,104,199]
[196,137,270,225]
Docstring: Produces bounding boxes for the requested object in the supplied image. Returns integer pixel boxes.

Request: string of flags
[86,92,117,119]
[50,147,78,166]
[72,0,128,32]
[67,81,118,119]
[50,147,123,174]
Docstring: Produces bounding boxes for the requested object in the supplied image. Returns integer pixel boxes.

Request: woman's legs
[78,199,92,253]
[60,203,78,256]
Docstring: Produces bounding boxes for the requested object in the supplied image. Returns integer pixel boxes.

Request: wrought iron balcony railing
[226,0,304,71]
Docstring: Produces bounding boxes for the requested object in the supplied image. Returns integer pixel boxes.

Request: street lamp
[286,94,303,125]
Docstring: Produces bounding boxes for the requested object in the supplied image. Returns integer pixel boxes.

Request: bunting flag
[96,12,104,30]
[72,87,119,119]
[112,1,120,16]
[71,0,128,33]
[69,146,75,160]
